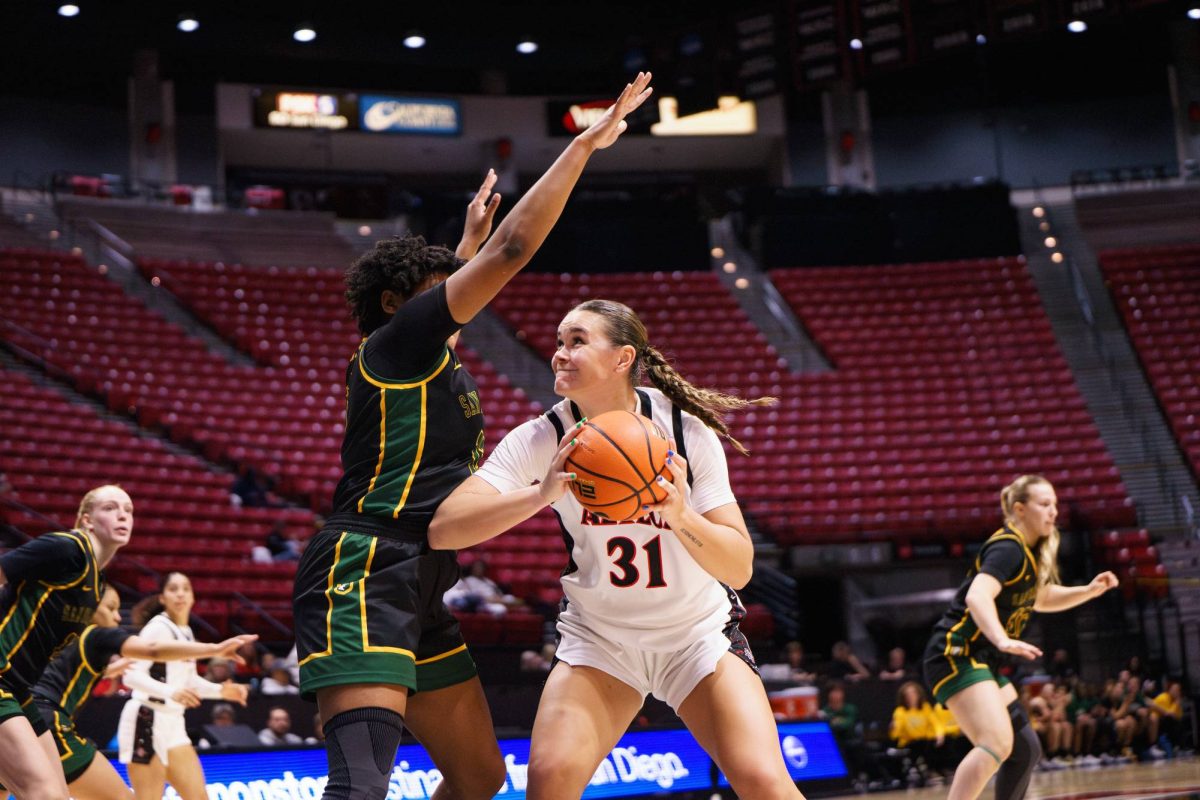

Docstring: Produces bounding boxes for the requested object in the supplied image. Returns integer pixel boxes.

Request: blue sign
[52,723,842,799]
[716,721,848,787]
[359,95,461,135]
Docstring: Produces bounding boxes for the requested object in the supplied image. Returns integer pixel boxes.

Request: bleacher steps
[1017,200,1200,537]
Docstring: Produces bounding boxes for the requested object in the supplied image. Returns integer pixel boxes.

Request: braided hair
[344,234,464,336]
[572,299,775,455]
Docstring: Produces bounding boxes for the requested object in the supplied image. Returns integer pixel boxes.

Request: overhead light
[1044,236,1057,248]
[293,26,317,43]
[1051,252,1064,264]
[1032,206,1045,218]
[57,4,80,17]
[710,247,725,258]
[1188,7,1200,19]
[403,33,426,49]
[975,34,987,45]
[1067,19,1087,33]
[849,38,864,50]
[516,39,538,54]
[735,277,750,289]
[177,16,199,32]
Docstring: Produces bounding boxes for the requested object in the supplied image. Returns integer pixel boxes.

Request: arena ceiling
[0,0,1180,113]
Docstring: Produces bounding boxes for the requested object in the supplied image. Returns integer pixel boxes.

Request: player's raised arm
[444,72,652,324]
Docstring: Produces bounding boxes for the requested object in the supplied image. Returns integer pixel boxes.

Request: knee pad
[322,707,405,800]
[995,700,1041,800]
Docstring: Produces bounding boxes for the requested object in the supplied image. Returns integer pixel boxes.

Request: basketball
[566,410,671,521]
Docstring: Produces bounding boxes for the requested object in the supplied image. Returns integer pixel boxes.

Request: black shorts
[0,679,48,737]
[35,702,97,783]
[922,638,1010,705]
[293,523,476,699]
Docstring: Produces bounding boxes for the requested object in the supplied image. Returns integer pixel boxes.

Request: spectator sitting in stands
[252,520,301,563]
[260,656,300,695]
[758,640,816,683]
[259,706,303,746]
[230,466,271,508]
[444,560,522,617]
[205,657,235,684]
[199,702,260,749]
[877,647,910,680]
[890,681,948,784]
[1150,679,1184,757]
[826,641,871,682]
[1049,648,1077,681]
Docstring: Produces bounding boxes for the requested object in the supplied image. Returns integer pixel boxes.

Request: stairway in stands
[1017,200,1200,535]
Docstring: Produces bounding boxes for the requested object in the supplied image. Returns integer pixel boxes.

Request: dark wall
[0,96,220,186]
[871,94,1176,189]
[747,183,1021,268]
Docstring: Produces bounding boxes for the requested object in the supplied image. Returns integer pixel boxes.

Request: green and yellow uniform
[0,530,102,736]
[32,624,132,781]
[294,281,482,697]
[923,526,1039,705]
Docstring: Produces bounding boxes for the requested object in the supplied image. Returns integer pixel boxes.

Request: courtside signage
[359,95,461,135]
[101,728,711,799]
[716,721,848,786]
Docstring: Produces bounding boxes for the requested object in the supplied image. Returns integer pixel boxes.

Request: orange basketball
[566,410,671,521]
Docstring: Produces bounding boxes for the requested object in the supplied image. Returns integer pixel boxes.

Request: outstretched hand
[577,72,654,151]
[996,637,1042,661]
[458,169,502,258]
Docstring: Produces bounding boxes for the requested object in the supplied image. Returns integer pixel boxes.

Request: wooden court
[857,757,1200,799]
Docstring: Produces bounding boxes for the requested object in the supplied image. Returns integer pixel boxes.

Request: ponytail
[640,345,775,455]
[571,299,775,455]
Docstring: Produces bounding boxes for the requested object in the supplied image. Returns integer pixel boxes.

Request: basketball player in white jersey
[117,572,249,800]
[430,299,804,799]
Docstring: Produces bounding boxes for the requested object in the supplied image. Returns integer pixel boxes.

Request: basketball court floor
[858,757,1200,799]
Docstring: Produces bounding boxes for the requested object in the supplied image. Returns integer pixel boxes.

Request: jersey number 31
[607,536,667,588]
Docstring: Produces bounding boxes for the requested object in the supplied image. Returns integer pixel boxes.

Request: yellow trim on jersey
[358,390,391,514]
[59,627,97,707]
[359,538,415,660]
[415,644,467,666]
[52,708,76,761]
[298,533,345,668]
[357,347,450,390]
[354,347,451,514]
[1,569,89,671]
[392,384,428,518]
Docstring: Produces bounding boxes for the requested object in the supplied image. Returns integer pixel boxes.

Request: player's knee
[527,751,591,797]
[444,751,507,800]
[322,707,405,800]
[980,728,1014,762]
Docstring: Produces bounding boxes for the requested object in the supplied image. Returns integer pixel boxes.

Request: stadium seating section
[489,262,1134,546]
[1,243,1150,639]
[1099,245,1200,480]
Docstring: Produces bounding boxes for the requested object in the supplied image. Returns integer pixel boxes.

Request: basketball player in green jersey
[30,586,255,800]
[0,485,131,800]
[923,475,1118,800]
[292,73,654,800]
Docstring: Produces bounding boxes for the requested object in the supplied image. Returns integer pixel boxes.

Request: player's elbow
[427,517,454,550]
[729,560,753,591]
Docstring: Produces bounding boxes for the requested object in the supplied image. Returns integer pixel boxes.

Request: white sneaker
[1147,746,1167,760]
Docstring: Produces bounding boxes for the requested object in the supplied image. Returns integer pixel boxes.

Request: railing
[1069,163,1193,196]
[1033,196,1193,533]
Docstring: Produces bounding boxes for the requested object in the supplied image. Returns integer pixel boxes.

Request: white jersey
[122,613,224,715]
[475,388,744,651]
